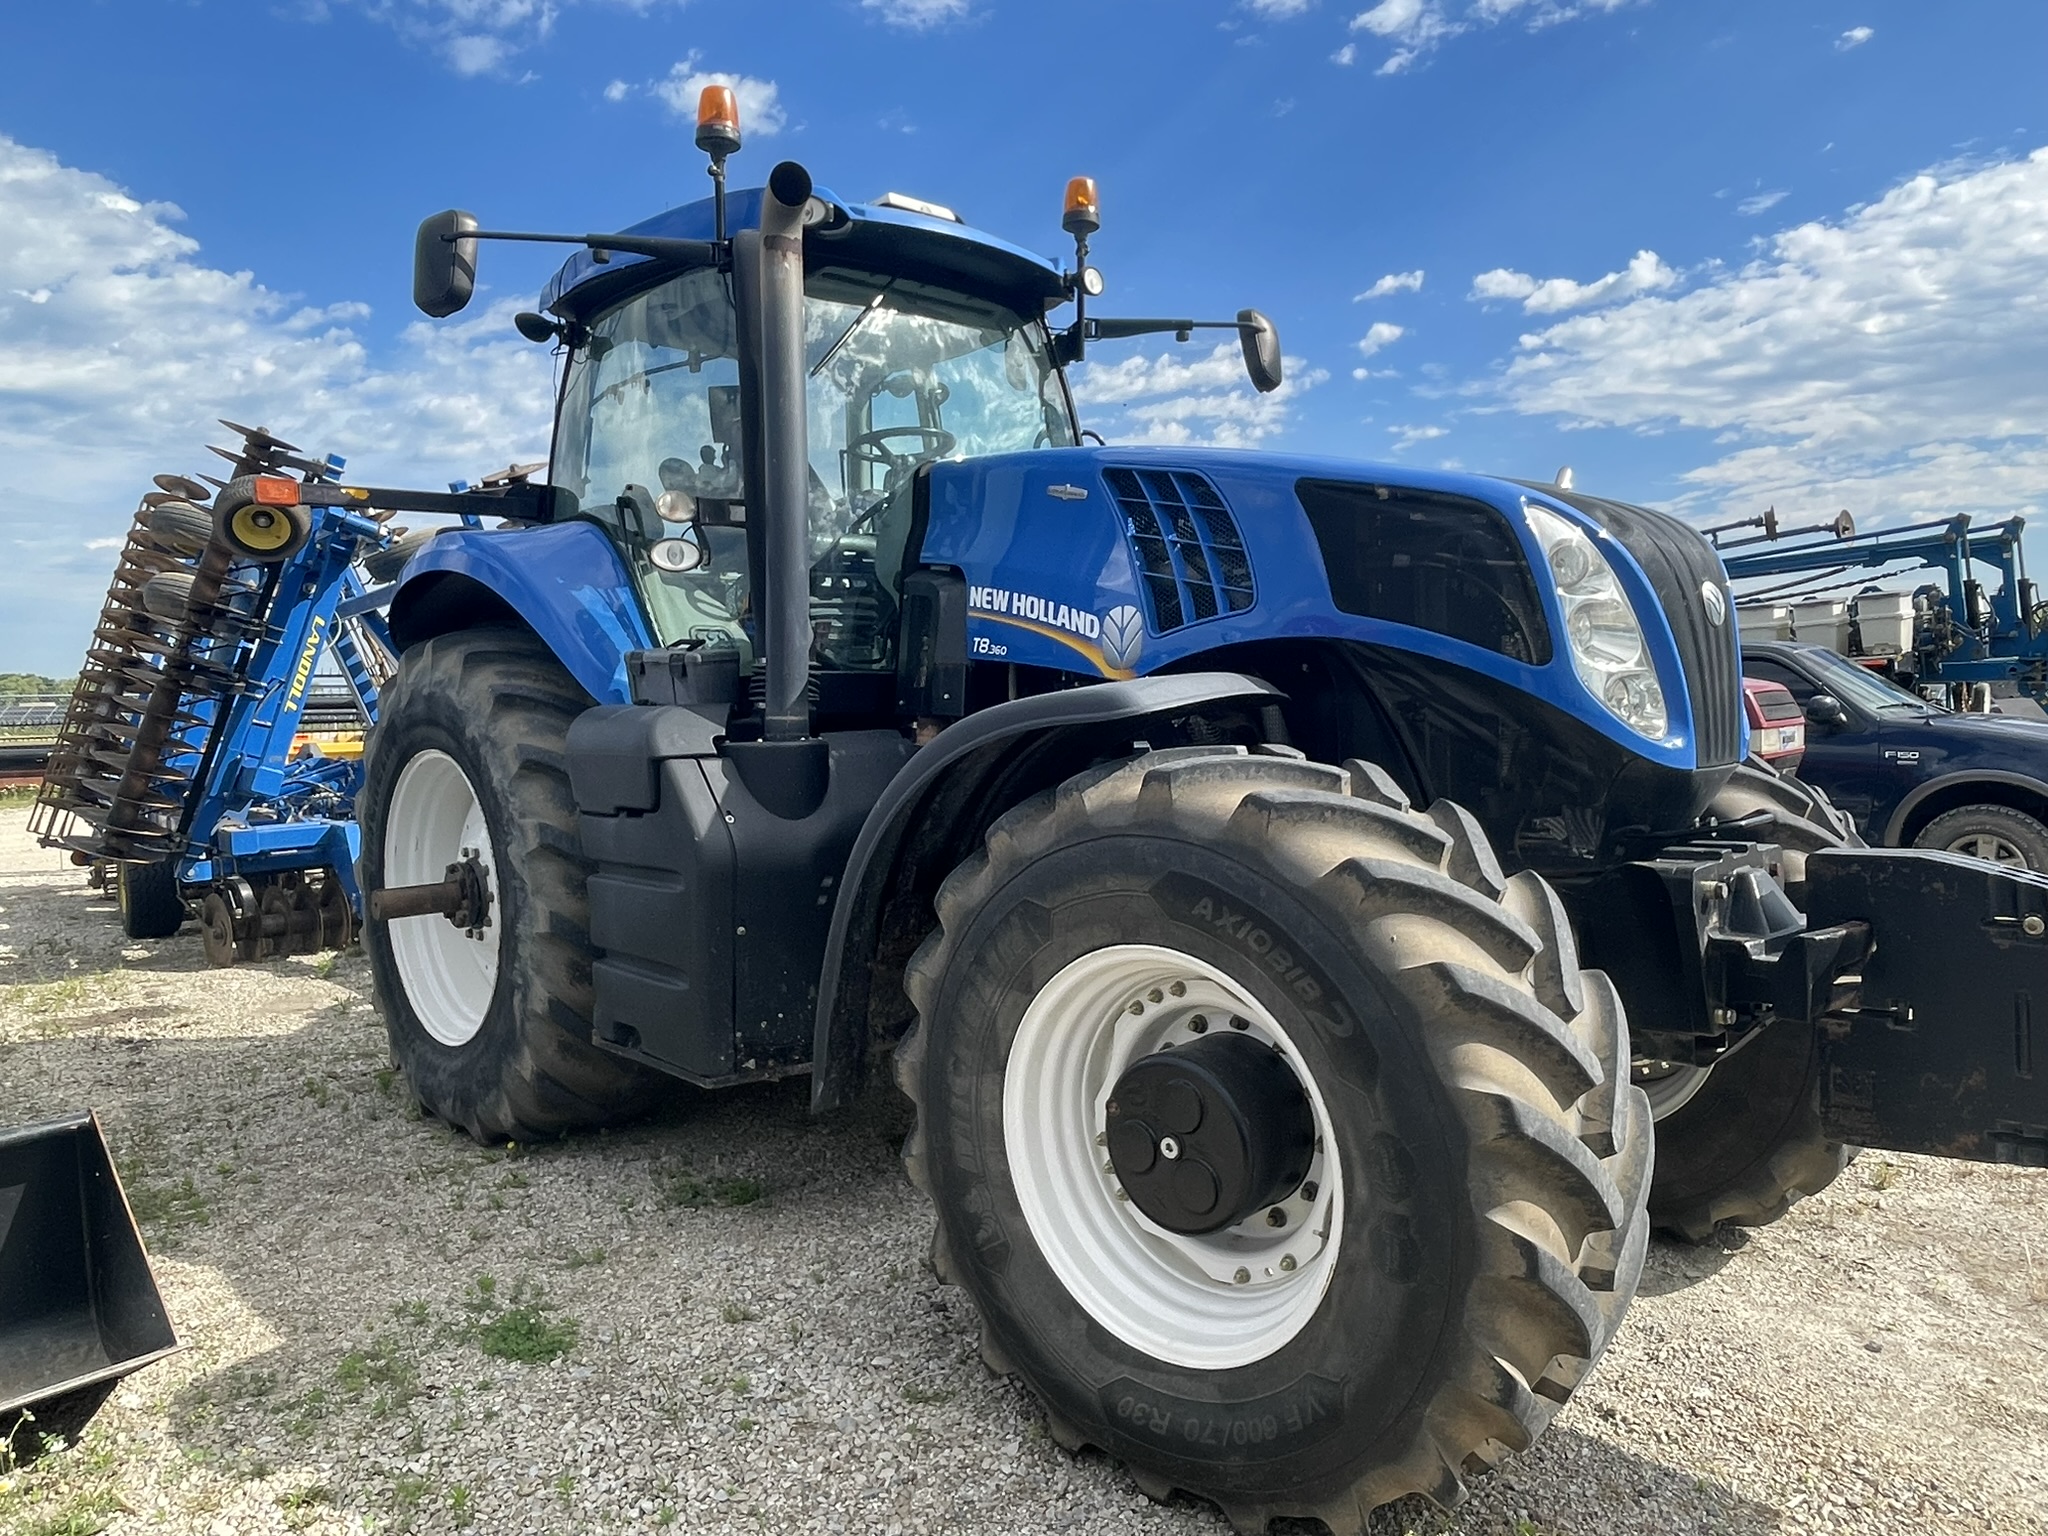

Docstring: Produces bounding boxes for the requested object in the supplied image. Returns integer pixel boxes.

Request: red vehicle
[1744,676,1806,770]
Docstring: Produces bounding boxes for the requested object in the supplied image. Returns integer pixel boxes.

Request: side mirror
[414,210,479,318]
[1238,309,1283,395]
[1805,694,1849,728]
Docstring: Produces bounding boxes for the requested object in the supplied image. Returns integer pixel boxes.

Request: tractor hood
[917,446,1739,774]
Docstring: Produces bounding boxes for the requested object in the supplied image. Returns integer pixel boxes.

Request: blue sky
[2,0,2044,674]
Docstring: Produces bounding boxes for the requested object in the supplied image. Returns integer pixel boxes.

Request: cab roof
[540,183,1070,322]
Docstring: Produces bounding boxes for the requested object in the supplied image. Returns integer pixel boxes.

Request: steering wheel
[847,426,957,487]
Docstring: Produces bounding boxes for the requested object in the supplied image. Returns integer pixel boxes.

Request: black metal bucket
[0,1112,179,1459]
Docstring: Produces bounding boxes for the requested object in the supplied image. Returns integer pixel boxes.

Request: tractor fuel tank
[568,704,913,1085]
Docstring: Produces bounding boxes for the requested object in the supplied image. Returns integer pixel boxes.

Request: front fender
[809,671,1282,1112]
[387,522,652,704]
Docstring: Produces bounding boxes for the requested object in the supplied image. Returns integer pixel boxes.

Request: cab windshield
[551,264,1075,664]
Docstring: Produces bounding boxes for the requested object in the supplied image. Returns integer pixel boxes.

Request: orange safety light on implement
[252,476,300,505]
[696,84,741,159]
[1062,176,1100,237]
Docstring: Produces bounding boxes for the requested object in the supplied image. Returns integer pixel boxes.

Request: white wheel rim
[384,749,501,1047]
[1634,1059,1712,1119]
[1003,944,1343,1372]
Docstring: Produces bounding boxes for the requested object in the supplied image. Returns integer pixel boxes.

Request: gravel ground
[2,800,2046,1536]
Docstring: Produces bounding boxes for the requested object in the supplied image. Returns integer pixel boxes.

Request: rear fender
[809,671,1283,1111]
[386,522,651,704]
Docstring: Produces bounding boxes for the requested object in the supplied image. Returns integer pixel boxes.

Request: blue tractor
[353,90,2047,1531]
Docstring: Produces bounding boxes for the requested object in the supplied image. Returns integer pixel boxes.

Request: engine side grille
[1536,486,1744,767]
[1104,468,1254,634]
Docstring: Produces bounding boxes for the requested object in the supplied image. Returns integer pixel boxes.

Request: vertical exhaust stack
[758,160,815,748]
[722,159,831,820]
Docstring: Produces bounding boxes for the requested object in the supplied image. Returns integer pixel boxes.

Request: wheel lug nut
[1279,1255,1296,1273]
[1188,1015,1208,1034]
[1229,1015,1250,1031]
[1095,1131,1107,1146]
[1232,1267,1250,1285]
[1300,1180,1318,1201]
[1169,981,1186,997]
[1147,988,1163,1004]
[1115,1189,1130,1202]
[1265,1206,1286,1227]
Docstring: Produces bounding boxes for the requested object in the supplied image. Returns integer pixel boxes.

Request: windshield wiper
[811,288,890,379]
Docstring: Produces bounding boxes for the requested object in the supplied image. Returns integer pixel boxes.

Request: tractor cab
[538,191,1077,679]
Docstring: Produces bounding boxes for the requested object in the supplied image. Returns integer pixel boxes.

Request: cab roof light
[695,85,741,160]
[1062,176,1100,238]
[873,191,961,223]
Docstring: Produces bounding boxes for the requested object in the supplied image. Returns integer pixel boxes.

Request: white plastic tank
[1737,604,1795,645]
[1790,600,1851,652]
[1851,590,1914,656]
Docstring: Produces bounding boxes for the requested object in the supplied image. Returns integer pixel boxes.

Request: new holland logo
[1102,605,1145,670]
[1701,581,1728,627]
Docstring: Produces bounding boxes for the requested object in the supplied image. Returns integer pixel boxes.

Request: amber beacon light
[1062,176,1100,237]
[696,85,742,159]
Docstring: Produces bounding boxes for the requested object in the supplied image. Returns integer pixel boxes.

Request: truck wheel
[1642,760,1855,1241]
[1912,803,2048,871]
[117,860,185,939]
[360,627,663,1141]
[897,748,1651,1530]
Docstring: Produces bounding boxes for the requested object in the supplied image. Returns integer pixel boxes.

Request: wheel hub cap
[1106,1034,1314,1235]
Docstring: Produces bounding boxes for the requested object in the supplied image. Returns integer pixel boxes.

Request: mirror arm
[1083,317,1259,342]
[457,230,727,269]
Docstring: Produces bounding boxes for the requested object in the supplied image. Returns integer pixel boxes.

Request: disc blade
[152,474,212,502]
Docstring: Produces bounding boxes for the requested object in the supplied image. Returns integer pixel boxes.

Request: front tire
[360,628,662,1141]
[1644,761,1856,1241]
[897,748,1651,1531]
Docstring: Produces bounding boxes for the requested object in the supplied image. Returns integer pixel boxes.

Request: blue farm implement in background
[31,422,392,963]
[31,422,564,965]
[1716,507,2046,705]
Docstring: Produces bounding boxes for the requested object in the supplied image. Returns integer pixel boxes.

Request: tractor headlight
[1525,503,1668,740]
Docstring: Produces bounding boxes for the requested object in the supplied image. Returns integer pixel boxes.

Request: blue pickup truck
[1743,639,2048,868]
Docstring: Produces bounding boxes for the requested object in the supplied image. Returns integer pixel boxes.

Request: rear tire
[1643,760,1854,1241]
[1912,802,2048,871]
[897,748,1651,1531]
[360,628,663,1141]
[117,861,185,939]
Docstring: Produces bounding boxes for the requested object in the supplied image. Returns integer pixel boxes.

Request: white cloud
[1836,25,1873,50]
[1357,321,1406,356]
[1738,188,1789,216]
[1356,269,1424,300]
[1389,423,1449,450]
[1331,42,1357,64]
[1469,249,1677,313]
[603,78,631,102]
[1348,0,1632,73]
[1492,146,2048,527]
[1247,0,1314,15]
[322,0,686,77]
[861,0,969,28]
[0,136,555,674]
[1071,342,1328,449]
[653,55,786,136]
